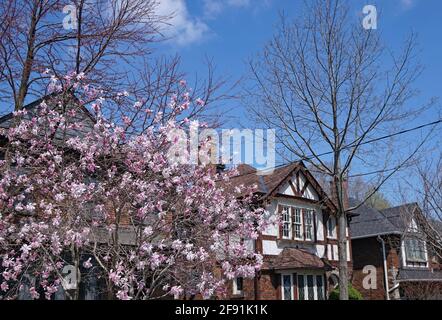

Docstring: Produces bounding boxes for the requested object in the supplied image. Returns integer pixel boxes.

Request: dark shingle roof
[380,203,419,231]
[349,198,401,238]
[398,269,442,282]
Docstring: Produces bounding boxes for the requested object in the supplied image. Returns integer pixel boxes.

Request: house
[350,200,442,300]
[224,163,353,300]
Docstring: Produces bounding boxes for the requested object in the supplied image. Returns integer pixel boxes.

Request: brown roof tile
[262,248,326,270]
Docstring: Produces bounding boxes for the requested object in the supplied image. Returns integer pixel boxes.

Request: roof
[0,93,96,138]
[262,248,328,271]
[226,162,336,212]
[398,269,442,282]
[380,203,419,230]
[228,162,300,196]
[349,199,420,239]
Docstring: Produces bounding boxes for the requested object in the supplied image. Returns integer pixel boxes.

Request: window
[297,275,305,300]
[233,277,243,295]
[307,275,315,300]
[279,205,316,241]
[297,274,325,300]
[404,238,427,266]
[282,275,293,300]
[327,216,337,239]
[304,210,314,241]
[282,206,291,239]
[293,208,303,239]
[316,276,324,300]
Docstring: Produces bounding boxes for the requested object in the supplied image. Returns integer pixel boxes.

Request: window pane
[236,277,243,291]
[283,275,292,300]
[297,275,305,300]
[316,276,324,300]
[305,210,313,240]
[295,225,301,239]
[307,275,314,300]
[405,238,427,263]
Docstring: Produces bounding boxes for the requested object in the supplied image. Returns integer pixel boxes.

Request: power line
[232,118,442,178]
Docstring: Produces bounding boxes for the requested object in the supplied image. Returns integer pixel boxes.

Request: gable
[277,171,319,201]
[0,95,95,139]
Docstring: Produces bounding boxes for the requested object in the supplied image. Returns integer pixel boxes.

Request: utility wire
[232,118,442,178]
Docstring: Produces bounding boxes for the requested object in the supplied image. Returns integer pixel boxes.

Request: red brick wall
[351,237,386,300]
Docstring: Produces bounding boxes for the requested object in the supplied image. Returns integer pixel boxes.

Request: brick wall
[351,237,386,300]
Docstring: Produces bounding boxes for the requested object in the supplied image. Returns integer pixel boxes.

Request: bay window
[281,274,325,300]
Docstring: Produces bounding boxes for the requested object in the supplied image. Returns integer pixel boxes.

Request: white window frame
[281,274,294,300]
[296,274,325,300]
[281,206,292,239]
[403,237,428,268]
[327,216,337,239]
[304,209,314,241]
[293,208,303,240]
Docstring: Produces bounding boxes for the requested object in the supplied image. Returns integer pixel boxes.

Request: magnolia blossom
[0,75,271,300]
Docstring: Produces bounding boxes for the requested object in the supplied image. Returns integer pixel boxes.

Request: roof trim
[351,231,403,239]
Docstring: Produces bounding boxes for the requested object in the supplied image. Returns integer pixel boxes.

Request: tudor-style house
[226,162,353,300]
[350,200,442,300]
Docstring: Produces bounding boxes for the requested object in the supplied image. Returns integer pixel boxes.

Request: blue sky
[156,0,442,126]
[153,0,442,203]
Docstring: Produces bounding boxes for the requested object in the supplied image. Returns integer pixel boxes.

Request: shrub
[329,284,363,300]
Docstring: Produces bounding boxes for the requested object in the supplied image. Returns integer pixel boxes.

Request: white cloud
[400,0,415,10]
[156,0,209,45]
[203,0,251,18]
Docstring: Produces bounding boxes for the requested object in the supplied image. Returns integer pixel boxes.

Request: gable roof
[349,198,400,239]
[0,93,96,138]
[227,162,336,212]
[349,199,421,239]
[380,203,419,231]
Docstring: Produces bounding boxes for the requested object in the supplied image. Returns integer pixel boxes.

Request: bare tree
[245,0,433,299]
[0,0,168,110]
[0,1,231,130]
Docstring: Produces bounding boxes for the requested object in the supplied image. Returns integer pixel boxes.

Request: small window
[304,210,314,241]
[327,216,337,239]
[233,277,243,295]
[282,206,291,239]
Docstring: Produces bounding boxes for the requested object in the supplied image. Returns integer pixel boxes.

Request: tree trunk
[337,210,349,300]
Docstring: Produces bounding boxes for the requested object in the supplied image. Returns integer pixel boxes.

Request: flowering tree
[0,76,269,300]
